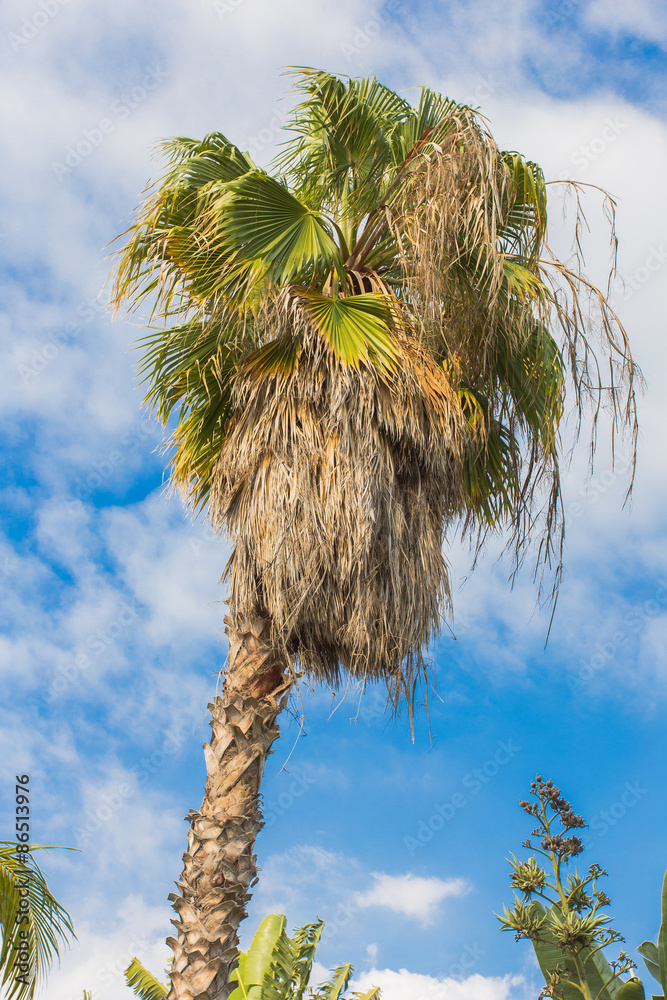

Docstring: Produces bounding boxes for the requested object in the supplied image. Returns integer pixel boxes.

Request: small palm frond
[310,963,353,1000]
[0,842,75,1000]
[499,153,547,264]
[350,989,382,1000]
[238,331,302,379]
[124,958,168,1000]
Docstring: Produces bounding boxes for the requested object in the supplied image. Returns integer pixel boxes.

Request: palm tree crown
[113,69,636,704]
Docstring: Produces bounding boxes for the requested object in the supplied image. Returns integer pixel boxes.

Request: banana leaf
[659,872,667,1000]
[638,942,660,985]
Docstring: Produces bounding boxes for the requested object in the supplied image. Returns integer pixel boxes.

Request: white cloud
[44,896,172,1000]
[249,848,472,947]
[584,0,667,44]
[250,844,353,918]
[354,873,470,923]
[1,489,227,683]
[351,968,526,1000]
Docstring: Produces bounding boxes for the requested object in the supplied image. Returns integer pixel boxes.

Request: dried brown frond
[210,292,469,710]
[387,127,638,605]
[392,121,523,357]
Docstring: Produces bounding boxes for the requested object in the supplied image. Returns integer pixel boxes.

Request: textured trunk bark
[166,612,291,1000]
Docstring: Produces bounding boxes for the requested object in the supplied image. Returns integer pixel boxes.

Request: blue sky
[1,1,667,998]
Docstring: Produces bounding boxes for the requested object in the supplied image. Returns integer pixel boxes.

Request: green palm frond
[501,259,548,300]
[239,331,302,379]
[124,958,168,1000]
[459,409,520,524]
[0,842,75,1000]
[499,153,547,263]
[276,68,411,216]
[289,918,325,1000]
[111,133,254,317]
[158,132,255,184]
[137,315,242,510]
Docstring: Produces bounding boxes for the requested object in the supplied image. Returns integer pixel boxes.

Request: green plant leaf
[0,842,75,1000]
[502,259,548,299]
[228,914,353,1000]
[238,332,302,379]
[310,963,353,1000]
[228,914,287,1000]
[638,942,661,984]
[159,132,254,186]
[616,980,646,1000]
[124,958,168,1000]
[351,989,382,1000]
[289,919,325,1000]
[659,871,667,1000]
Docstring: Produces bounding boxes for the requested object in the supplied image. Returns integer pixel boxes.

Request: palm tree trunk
[166,611,291,1000]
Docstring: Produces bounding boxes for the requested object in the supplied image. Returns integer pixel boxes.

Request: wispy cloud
[354,873,470,923]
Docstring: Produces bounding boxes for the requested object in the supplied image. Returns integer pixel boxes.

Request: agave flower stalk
[498,776,636,1000]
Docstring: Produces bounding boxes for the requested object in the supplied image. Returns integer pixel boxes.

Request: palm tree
[111,69,638,1000]
[0,840,75,999]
